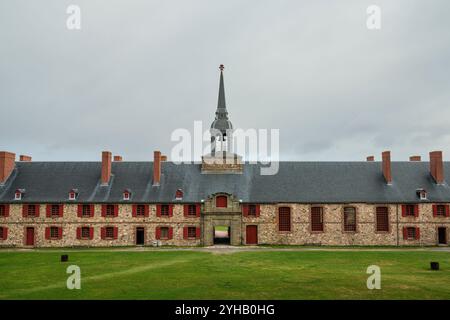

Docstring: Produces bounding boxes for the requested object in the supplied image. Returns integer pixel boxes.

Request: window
[68,189,78,200]
[14,191,22,200]
[51,204,60,217]
[187,226,196,238]
[407,227,416,239]
[175,189,183,200]
[404,227,419,240]
[248,205,257,216]
[50,227,59,239]
[278,207,291,232]
[344,207,356,232]
[105,226,114,239]
[311,207,324,232]
[82,205,91,217]
[123,192,130,201]
[0,205,6,217]
[160,227,169,239]
[376,207,389,232]
[436,205,446,216]
[160,205,169,216]
[106,205,115,217]
[136,205,146,216]
[216,196,227,208]
[403,205,416,217]
[0,227,4,239]
[27,205,36,216]
[187,204,197,216]
[81,227,90,239]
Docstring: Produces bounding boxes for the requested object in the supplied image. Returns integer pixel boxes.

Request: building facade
[0,67,449,248]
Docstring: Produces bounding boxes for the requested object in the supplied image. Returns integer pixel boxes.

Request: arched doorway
[213,225,230,245]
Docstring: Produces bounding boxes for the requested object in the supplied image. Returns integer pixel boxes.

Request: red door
[246,225,258,245]
[26,227,35,246]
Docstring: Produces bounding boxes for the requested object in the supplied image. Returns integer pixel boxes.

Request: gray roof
[1,161,450,204]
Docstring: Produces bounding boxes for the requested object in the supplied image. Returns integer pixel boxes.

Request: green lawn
[0,250,449,299]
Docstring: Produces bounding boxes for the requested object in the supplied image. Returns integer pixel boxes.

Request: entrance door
[438,227,447,244]
[26,227,35,246]
[136,227,145,245]
[246,225,258,245]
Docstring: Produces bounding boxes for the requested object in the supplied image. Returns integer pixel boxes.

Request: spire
[211,64,233,132]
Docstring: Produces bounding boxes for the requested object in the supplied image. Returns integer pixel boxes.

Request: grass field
[0,249,449,299]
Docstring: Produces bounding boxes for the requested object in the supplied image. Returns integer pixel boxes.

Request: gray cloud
[0,0,449,162]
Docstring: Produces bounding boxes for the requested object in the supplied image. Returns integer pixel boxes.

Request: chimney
[429,151,444,184]
[153,151,161,186]
[409,155,421,162]
[382,151,392,184]
[101,151,112,185]
[20,155,32,162]
[113,155,122,162]
[0,151,16,185]
[366,156,374,162]
[161,155,167,161]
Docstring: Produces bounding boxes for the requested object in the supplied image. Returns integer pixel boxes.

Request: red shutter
[77,205,83,217]
[3,205,10,217]
[114,205,119,217]
[414,205,419,218]
[168,227,173,239]
[132,205,137,217]
[76,227,81,239]
[58,227,63,239]
[113,227,118,239]
[432,205,437,217]
[156,205,161,217]
[155,227,161,240]
[401,205,406,217]
[445,205,450,217]
[183,205,189,217]
[255,204,261,217]
[46,204,51,217]
[196,227,201,239]
[196,204,201,217]
[22,205,28,217]
[183,226,188,239]
[3,227,8,240]
[90,205,95,217]
[415,227,420,240]
[45,227,50,240]
[59,205,64,217]
[402,227,407,240]
[169,205,173,217]
[144,205,150,217]
[89,227,94,240]
[35,205,40,217]
[242,204,249,217]
[101,227,106,240]
[101,205,106,217]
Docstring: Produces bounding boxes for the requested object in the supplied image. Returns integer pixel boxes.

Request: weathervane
[219,64,224,71]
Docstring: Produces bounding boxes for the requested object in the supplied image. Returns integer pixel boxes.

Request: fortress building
[0,66,449,247]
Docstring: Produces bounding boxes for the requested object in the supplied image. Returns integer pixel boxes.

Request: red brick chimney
[0,151,16,184]
[153,151,161,186]
[429,151,444,184]
[409,155,421,162]
[161,155,167,161]
[382,151,392,184]
[366,156,374,162]
[113,155,122,162]
[19,155,32,162]
[101,151,112,185]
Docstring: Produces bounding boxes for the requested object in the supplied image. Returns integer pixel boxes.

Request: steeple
[211,64,233,134]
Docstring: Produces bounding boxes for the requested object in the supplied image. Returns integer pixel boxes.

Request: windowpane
[51,205,60,216]
[278,207,291,232]
[136,205,146,216]
[106,205,115,216]
[105,227,114,238]
[311,207,324,232]
[436,205,446,216]
[248,205,257,216]
[405,205,415,216]
[27,205,36,216]
[82,205,91,217]
[160,227,169,239]
[160,205,169,216]
[344,207,356,232]
[50,227,59,238]
[0,227,3,239]
[188,205,197,215]
[407,227,416,239]
[0,205,5,216]
[187,227,196,238]
[81,227,90,238]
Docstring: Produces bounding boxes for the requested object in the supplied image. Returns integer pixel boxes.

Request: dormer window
[68,189,78,201]
[216,195,228,208]
[123,189,131,201]
[14,189,25,201]
[416,189,427,201]
[175,189,183,200]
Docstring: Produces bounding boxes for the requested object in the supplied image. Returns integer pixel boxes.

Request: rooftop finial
[219,64,224,71]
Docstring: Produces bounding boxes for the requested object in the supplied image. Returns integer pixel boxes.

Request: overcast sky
[1,0,449,162]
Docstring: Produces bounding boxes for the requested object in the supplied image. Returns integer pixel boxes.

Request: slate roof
[1,161,450,204]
